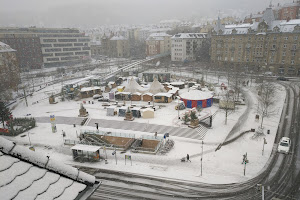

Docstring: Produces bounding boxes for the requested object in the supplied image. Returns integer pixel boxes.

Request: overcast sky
[0,0,290,28]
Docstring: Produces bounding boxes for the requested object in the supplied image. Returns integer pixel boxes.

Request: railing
[64,139,78,145]
[81,129,135,139]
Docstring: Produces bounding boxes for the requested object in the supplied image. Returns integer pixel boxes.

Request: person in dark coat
[187,154,191,162]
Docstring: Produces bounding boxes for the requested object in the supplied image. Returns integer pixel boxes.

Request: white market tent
[148,78,167,95]
[124,78,145,93]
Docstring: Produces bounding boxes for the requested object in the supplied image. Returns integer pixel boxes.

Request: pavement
[35,116,206,140]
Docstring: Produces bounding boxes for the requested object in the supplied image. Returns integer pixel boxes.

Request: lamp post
[201,141,204,176]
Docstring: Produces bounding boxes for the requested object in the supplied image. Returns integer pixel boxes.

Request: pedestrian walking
[154,132,157,139]
[187,154,191,162]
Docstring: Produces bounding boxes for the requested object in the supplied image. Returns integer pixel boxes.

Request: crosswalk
[35,116,209,140]
[88,118,203,140]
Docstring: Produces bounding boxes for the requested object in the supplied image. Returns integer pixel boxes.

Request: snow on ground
[6,74,286,184]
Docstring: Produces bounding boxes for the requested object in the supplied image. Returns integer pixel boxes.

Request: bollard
[73,124,76,127]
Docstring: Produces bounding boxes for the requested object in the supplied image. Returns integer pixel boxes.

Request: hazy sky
[0,0,289,28]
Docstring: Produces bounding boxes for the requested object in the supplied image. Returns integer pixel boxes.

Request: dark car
[277,77,289,81]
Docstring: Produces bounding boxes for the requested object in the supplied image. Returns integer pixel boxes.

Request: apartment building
[211,8,300,76]
[146,32,171,56]
[171,33,208,62]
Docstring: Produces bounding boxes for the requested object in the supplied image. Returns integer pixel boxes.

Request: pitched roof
[124,78,144,93]
[0,136,99,200]
[0,41,16,53]
[148,79,167,95]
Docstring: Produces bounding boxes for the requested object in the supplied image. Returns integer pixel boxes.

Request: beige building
[211,8,300,76]
[171,33,208,62]
[146,33,171,56]
[109,36,130,58]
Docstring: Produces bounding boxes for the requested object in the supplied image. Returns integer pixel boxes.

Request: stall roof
[154,93,173,98]
[131,107,141,111]
[143,92,153,96]
[80,86,101,92]
[119,106,128,110]
[71,144,101,152]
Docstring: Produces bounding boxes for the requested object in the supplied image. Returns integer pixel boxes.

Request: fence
[80,129,135,139]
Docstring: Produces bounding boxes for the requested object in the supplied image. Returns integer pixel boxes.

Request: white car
[277,137,291,154]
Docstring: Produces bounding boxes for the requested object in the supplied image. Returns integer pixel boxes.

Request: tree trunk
[260,116,264,128]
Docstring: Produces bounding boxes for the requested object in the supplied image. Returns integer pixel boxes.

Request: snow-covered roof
[0,41,16,53]
[80,86,101,92]
[110,35,127,40]
[172,33,207,39]
[0,137,98,200]
[132,92,142,95]
[71,144,101,152]
[154,93,173,98]
[149,32,171,37]
[124,78,144,94]
[180,90,213,100]
[148,79,167,95]
[170,82,185,85]
[143,92,153,96]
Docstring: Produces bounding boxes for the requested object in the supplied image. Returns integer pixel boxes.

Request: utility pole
[201,140,204,176]
[262,138,267,156]
[262,185,265,200]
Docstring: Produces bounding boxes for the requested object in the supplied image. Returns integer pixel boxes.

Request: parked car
[98,97,110,102]
[277,137,291,154]
[93,94,102,99]
[277,76,289,81]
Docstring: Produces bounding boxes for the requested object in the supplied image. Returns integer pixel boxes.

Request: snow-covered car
[93,94,102,99]
[98,97,110,102]
[277,137,291,154]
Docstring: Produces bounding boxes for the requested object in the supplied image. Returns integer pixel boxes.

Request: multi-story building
[0,27,91,68]
[171,33,208,62]
[210,8,300,76]
[109,36,130,58]
[0,42,19,98]
[146,33,171,56]
[90,41,102,59]
[278,1,300,20]
[0,33,43,71]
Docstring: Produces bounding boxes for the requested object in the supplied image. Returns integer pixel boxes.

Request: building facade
[0,27,91,68]
[211,12,300,76]
[171,33,208,62]
[278,2,300,20]
[0,42,19,99]
[0,33,43,71]
[109,36,130,58]
[146,33,171,56]
[90,41,102,59]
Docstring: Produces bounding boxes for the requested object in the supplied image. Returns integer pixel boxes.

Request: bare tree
[257,81,276,129]
[219,91,235,125]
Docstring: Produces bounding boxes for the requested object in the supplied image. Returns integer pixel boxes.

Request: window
[282,60,285,64]
[291,60,294,64]
[283,52,286,56]
[285,37,288,40]
[283,44,287,48]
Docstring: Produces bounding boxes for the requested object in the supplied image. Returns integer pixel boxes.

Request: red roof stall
[180,90,213,108]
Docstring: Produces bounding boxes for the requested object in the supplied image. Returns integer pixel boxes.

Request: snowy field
[5,74,286,184]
